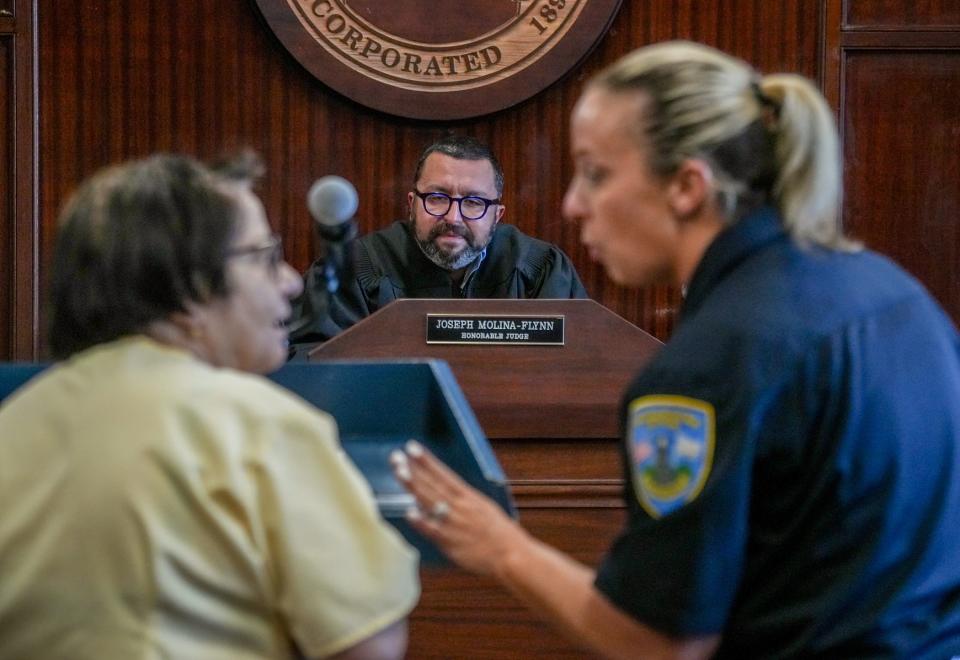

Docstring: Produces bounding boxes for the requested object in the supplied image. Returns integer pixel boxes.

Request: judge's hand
[390,440,527,577]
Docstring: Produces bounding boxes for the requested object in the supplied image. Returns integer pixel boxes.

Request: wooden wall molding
[0,0,37,361]
[842,0,960,29]
[825,0,960,325]
[510,479,625,509]
[1,35,11,358]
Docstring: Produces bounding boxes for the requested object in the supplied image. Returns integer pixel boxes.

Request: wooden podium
[309,299,662,659]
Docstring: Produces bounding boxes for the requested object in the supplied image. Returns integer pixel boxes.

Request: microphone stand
[286,220,358,361]
[315,220,358,299]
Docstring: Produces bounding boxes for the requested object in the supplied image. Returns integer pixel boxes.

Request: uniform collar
[681,206,786,318]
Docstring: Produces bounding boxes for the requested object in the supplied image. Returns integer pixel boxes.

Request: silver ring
[430,500,450,523]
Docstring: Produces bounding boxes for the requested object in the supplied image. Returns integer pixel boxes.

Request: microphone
[287,176,360,356]
[305,176,359,296]
[307,176,359,241]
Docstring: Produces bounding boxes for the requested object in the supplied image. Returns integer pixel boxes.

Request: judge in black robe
[289,219,587,345]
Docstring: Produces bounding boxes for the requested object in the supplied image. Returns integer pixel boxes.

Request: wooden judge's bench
[309,299,662,659]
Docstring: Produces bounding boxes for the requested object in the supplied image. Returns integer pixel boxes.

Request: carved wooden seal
[254,0,622,119]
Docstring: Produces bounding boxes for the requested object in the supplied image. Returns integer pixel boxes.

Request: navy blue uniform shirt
[595,207,960,658]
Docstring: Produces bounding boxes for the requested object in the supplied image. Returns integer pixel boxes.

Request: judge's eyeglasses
[414,190,500,220]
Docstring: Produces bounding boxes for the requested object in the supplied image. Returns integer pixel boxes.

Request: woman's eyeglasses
[226,234,284,275]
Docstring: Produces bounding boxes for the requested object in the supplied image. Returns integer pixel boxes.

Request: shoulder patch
[627,395,715,519]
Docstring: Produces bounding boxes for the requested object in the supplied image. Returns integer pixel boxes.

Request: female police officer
[391,41,960,658]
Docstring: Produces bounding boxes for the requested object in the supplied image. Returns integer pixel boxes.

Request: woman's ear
[666,158,714,219]
[171,304,209,342]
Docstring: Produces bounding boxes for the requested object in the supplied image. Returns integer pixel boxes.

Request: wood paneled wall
[4,2,957,358]
[21,0,823,361]
[824,0,960,324]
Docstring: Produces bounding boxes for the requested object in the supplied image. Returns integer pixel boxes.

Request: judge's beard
[415,220,494,271]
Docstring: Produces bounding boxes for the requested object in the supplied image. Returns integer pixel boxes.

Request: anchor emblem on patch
[627,395,715,519]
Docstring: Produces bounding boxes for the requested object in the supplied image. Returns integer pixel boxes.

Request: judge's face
[407,153,505,271]
[562,87,682,287]
[199,186,303,374]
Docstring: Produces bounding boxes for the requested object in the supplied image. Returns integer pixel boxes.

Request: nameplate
[426,314,564,346]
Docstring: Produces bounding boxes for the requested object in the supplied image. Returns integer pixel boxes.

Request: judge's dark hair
[413,134,505,197]
[47,151,264,360]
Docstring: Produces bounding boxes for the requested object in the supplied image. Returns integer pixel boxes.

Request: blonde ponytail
[592,41,857,250]
[760,75,855,249]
